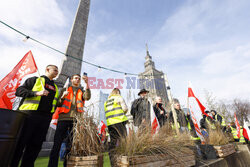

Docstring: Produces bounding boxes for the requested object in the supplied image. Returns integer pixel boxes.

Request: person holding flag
[48,74,91,167]
[234,114,246,144]
[11,64,59,167]
[169,98,190,132]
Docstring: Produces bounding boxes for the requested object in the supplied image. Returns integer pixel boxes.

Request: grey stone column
[56,0,91,88]
[40,0,91,156]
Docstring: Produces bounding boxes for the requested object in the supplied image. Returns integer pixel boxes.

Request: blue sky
[0,0,250,109]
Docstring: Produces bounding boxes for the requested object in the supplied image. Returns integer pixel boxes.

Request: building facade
[138,47,169,106]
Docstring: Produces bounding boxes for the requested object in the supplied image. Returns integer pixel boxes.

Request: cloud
[0,0,66,31]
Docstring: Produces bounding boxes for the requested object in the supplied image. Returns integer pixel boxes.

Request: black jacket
[153,103,166,127]
[131,97,150,126]
[169,109,188,127]
[200,115,207,129]
[212,111,223,124]
[16,75,57,115]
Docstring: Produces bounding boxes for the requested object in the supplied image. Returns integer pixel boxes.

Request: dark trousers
[108,121,127,166]
[48,120,73,167]
[11,113,51,167]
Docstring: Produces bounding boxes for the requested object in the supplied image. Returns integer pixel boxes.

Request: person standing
[131,89,151,127]
[104,88,128,166]
[169,98,189,132]
[211,110,226,130]
[153,96,167,127]
[11,65,59,167]
[48,74,91,167]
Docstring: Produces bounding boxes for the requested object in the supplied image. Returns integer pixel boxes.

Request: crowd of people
[10,64,248,167]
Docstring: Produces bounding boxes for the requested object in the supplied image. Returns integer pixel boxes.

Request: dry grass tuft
[115,123,194,157]
[70,112,103,156]
[208,128,230,146]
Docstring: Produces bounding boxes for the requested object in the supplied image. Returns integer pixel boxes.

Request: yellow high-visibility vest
[206,117,216,130]
[215,114,226,126]
[19,77,58,113]
[104,95,128,126]
[230,127,239,139]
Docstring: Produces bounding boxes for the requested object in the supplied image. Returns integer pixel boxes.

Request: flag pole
[164,74,180,135]
[187,81,190,110]
[37,68,45,91]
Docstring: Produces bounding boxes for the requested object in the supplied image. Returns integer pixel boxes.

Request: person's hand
[36,90,49,96]
[82,75,89,89]
[160,110,164,115]
[61,91,69,99]
[82,75,88,83]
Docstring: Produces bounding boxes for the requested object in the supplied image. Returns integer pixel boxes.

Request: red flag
[234,113,241,138]
[243,120,249,141]
[188,85,212,119]
[97,121,107,142]
[0,51,37,109]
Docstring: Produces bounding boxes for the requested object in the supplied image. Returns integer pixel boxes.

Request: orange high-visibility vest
[59,86,85,113]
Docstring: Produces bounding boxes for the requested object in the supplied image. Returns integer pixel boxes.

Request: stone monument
[40,0,91,157]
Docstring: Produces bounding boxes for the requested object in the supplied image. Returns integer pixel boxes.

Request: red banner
[0,51,37,109]
[234,113,241,138]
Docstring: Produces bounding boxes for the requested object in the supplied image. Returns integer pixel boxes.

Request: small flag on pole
[234,113,241,138]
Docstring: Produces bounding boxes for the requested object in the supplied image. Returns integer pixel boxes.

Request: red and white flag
[189,106,205,142]
[234,113,241,138]
[243,120,250,141]
[97,121,107,142]
[150,100,160,134]
[0,51,37,109]
[50,108,60,129]
[188,82,212,119]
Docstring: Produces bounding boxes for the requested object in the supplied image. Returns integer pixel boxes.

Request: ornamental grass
[70,112,103,156]
[207,125,230,146]
[115,123,194,157]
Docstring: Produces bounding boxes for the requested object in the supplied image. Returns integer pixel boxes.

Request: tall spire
[144,43,155,70]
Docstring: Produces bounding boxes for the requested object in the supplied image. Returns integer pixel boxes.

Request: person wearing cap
[131,89,151,127]
[168,98,189,132]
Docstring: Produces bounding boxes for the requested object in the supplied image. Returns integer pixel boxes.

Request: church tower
[138,44,168,106]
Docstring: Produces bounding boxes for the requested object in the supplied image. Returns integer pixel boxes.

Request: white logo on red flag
[0,51,38,109]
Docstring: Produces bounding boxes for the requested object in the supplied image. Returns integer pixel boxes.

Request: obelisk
[56,0,91,88]
[40,0,91,157]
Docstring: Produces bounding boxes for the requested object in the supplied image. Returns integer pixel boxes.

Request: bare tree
[204,90,233,123]
[231,98,250,125]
